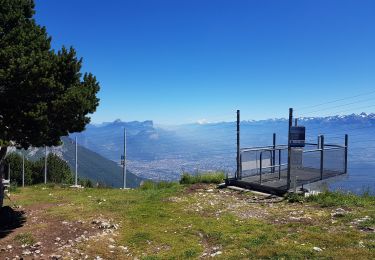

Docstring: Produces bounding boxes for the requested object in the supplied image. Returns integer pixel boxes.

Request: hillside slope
[60,137,143,188]
[1,184,374,259]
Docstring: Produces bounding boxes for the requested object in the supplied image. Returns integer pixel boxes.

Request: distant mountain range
[69,113,375,183]
[10,137,144,188]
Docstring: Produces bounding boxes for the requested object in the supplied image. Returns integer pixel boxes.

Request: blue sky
[34,0,375,124]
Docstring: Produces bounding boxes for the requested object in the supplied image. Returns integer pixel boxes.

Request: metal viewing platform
[226,109,348,195]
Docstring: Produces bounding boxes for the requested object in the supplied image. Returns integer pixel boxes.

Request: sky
[34,0,375,124]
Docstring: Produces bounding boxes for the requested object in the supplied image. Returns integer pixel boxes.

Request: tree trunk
[0,146,8,208]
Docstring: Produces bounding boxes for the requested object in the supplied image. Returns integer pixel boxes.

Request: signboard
[290,126,305,147]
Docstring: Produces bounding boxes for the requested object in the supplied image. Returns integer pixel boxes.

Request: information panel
[290,126,306,147]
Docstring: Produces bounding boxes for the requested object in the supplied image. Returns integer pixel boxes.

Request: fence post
[272,133,276,173]
[259,152,262,185]
[278,149,281,179]
[287,108,293,190]
[236,110,240,179]
[320,135,324,180]
[344,134,348,174]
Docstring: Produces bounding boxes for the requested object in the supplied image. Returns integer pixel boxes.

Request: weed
[14,232,35,245]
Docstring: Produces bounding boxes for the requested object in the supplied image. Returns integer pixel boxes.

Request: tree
[45,153,73,184]
[0,1,100,171]
[4,152,32,185]
[0,0,99,206]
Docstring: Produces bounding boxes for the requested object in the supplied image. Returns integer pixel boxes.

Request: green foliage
[140,180,177,190]
[179,172,225,184]
[78,178,93,188]
[306,190,375,207]
[14,232,35,246]
[0,0,100,149]
[5,152,74,186]
[285,192,305,203]
[46,153,73,184]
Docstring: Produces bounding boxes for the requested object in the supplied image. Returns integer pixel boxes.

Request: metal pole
[236,110,240,179]
[259,152,262,185]
[75,136,78,186]
[272,133,276,173]
[8,163,10,182]
[320,135,324,180]
[287,108,293,190]
[44,146,47,184]
[278,149,281,179]
[295,118,298,126]
[22,153,25,187]
[344,134,348,174]
[123,129,127,189]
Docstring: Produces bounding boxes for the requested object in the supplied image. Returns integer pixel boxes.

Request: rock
[331,208,347,218]
[108,245,115,249]
[359,241,365,248]
[22,249,32,256]
[108,238,115,243]
[118,246,128,251]
[313,246,323,252]
[55,237,61,242]
[207,189,214,192]
[33,242,42,247]
[6,245,12,250]
[50,254,62,259]
[35,250,41,254]
[210,251,222,257]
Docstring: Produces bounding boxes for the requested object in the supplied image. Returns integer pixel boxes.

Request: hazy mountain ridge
[67,113,375,185]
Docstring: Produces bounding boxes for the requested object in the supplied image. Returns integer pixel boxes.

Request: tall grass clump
[180,172,225,184]
[140,180,178,190]
[306,190,375,207]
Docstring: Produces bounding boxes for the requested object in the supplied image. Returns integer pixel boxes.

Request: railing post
[320,135,324,180]
[236,110,240,179]
[259,152,262,185]
[344,134,348,174]
[278,149,281,179]
[287,108,293,190]
[272,133,276,173]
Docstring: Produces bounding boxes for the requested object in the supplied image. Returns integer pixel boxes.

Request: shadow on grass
[0,206,26,239]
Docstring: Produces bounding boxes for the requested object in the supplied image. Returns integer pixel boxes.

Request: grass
[14,232,35,245]
[179,171,225,184]
[306,190,375,207]
[4,182,375,259]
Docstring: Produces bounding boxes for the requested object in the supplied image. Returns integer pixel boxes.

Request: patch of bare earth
[0,203,121,259]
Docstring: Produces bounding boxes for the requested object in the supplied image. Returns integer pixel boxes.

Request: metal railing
[237,134,348,190]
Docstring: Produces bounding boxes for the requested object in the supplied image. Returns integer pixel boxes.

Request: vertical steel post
[272,133,276,173]
[44,146,47,184]
[344,134,348,174]
[123,128,127,189]
[75,136,78,186]
[287,108,293,190]
[259,152,262,185]
[236,110,240,179]
[278,149,281,179]
[22,153,25,187]
[320,135,324,180]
